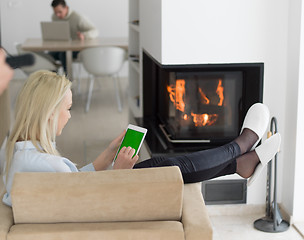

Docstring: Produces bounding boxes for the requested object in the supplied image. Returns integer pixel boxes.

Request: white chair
[15,44,62,76]
[79,46,126,112]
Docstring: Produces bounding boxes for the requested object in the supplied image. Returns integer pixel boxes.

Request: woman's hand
[92,131,126,171]
[113,146,139,169]
[108,130,125,154]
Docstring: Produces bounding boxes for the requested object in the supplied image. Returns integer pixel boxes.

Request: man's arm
[76,13,99,39]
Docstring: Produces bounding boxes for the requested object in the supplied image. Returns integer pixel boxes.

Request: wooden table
[22,37,128,80]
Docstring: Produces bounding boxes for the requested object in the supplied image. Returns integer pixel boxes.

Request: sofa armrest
[181,183,213,240]
[0,178,14,240]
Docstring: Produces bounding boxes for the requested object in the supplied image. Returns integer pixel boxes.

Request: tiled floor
[207,205,303,240]
[210,214,301,240]
[8,76,303,240]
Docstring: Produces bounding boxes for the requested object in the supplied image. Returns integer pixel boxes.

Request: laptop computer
[40,21,71,41]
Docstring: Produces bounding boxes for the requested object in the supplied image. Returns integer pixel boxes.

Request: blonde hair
[4,70,72,177]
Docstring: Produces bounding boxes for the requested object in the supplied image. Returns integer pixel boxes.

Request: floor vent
[202,179,247,205]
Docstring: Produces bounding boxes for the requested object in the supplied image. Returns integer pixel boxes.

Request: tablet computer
[113,124,147,163]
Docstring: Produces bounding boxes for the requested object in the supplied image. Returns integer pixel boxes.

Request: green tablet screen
[114,129,145,161]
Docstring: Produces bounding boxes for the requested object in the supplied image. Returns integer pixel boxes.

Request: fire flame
[167,79,186,112]
[216,79,224,106]
[167,78,224,127]
[191,113,218,127]
[199,88,210,104]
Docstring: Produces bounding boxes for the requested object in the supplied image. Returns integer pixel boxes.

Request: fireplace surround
[137,51,264,157]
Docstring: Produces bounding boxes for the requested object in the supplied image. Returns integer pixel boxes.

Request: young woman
[2,70,281,207]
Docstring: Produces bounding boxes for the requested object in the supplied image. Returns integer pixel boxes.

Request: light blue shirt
[2,141,95,207]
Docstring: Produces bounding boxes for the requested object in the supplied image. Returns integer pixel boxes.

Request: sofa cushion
[8,221,184,240]
[11,166,184,224]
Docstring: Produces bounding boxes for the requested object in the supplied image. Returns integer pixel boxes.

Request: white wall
[288,0,304,223]
[140,0,304,218]
[140,0,162,62]
[0,0,128,77]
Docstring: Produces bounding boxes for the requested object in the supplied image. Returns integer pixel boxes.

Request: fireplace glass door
[158,71,243,142]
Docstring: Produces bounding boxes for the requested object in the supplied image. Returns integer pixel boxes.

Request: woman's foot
[237,103,270,153]
[235,128,259,155]
[247,133,281,186]
[236,133,281,185]
[236,151,260,179]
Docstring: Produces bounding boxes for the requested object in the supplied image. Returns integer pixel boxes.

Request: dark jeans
[49,51,79,74]
[134,141,240,183]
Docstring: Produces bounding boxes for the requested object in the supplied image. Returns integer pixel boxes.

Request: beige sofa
[0,88,212,240]
[0,167,212,240]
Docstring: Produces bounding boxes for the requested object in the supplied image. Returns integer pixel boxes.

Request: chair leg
[85,75,95,112]
[77,62,82,94]
[72,61,82,95]
[113,75,122,112]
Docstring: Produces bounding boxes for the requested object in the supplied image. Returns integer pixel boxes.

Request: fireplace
[159,71,242,143]
[138,51,264,156]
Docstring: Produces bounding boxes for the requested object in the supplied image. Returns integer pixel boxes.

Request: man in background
[49,0,99,74]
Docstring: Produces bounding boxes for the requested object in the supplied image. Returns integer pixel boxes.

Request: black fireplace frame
[139,50,264,156]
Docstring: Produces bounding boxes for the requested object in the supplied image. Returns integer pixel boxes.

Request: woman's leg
[211,151,260,179]
[134,103,272,184]
[217,133,281,185]
[134,132,280,185]
[134,128,258,183]
[134,141,241,183]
